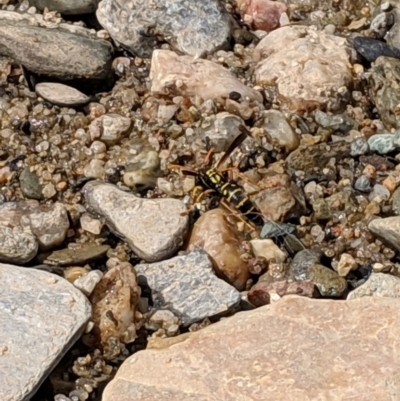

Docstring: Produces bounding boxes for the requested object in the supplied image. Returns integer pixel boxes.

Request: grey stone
[368,216,400,251]
[289,250,347,296]
[0,263,91,401]
[203,112,245,153]
[367,133,397,154]
[348,273,400,300]
[0,224,38,264]
[89,113,132,145]
[392,186,400,214]
[368,57,400,130]
[96,0,231,58]
[73,270,103,297]
[123,149,161,190]
[370,12,392,37]
[30,0,99,14]
[0,20,112,81]
[262,109,299,151]
[103,296,400,401]
[260,221,295,239]
[354,175,373,192]
[83,181,189,262]
[0,201,69,250]
[385,2,400,50]
[35,83,90,107]
[314,110,357,134]
[350,137,369,156]
[288,249,323,281]
[369,184,391,202]
[19,167,42,200]
[135,250,241,326]
[43,243,110,266]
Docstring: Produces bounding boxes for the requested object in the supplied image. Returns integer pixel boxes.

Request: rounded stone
[35,83,90,107]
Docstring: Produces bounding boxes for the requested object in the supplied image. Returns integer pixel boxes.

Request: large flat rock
[103,296,400,401]
[0,264,91,401]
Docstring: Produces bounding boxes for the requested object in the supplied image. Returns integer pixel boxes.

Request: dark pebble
[354,36,400,63]
[354,175,373,192]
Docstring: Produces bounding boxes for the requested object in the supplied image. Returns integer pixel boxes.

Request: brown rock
[150,49,263,103]
[187,209,249,291]
[103,296,400,401]
[286,141,351,175]
[250,173,304,221]
[237,0,287,32]
[90,262,141,349]
[248,280,317,306]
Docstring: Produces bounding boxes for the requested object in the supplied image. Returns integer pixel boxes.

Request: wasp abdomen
[220,182,263,225]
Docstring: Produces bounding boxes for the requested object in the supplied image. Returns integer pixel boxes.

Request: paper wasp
[169,126,264,228]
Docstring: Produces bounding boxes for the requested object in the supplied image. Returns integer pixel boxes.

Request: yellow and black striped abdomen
[202,168,263,225]
[220,182,263,225]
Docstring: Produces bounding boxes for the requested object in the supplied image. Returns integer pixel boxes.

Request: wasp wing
[215,125,249,170]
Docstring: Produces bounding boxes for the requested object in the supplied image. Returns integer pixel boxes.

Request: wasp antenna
[168,164,199,176]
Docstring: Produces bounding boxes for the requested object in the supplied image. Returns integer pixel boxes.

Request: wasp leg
[194,188,215,204]
[180,188,215,217]
[219,198,259,234]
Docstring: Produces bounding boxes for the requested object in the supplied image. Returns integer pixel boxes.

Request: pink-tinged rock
[103,296,400,401]
[150,49,263,102]
[237,0,287,32]
[254,26,352,112]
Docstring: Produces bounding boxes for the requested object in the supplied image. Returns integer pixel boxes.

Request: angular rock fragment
[150,50,263,102]
[35,83,90,107]
[74,270,103,297]
[97,0,231,57]
[254,26,352,111]
[248,279,317,306]
[348,273,400,300]
[0,263,91,401]
[135,250,241,326]
[43,243,110,266]
[83,181,189,262]
[0,224,38,264]
[89,113,132,144]
[0,20,113,81]
[103,296,400,401]
[90,262,140,349]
